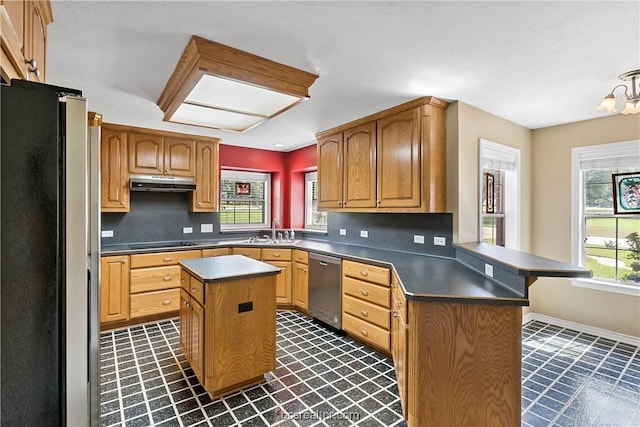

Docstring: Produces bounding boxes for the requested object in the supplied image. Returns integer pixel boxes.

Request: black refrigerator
[0,80,100,426]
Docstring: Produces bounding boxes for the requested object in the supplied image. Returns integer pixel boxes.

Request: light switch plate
[485,263,494,277]
[360,230,368,238]
[201,223,213,233]
[434,236,446,246]
[101,230,114,238]
[339,228,347,236]
[414,235,425,244]
[183,227,193,234]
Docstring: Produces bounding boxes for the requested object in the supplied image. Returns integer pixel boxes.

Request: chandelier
[596,69,640,115]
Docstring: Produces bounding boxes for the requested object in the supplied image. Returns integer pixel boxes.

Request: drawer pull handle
[360,309,368,317]
[162,300,172,306]
[273,253,281,257]
[163,276,172,281]
[360,329,369,337]
[163,257,173,262]
[393,309,400,318]
[360,270,369,277]
[360,289,369,296]
[191,287,197,292]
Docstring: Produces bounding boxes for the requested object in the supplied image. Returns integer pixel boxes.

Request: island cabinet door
[179,289,190,357]
[190,299,205,382]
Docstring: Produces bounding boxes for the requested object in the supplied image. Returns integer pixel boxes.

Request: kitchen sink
[241,238,300,245]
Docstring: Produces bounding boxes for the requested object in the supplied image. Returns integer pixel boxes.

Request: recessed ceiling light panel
[157,36,319,132]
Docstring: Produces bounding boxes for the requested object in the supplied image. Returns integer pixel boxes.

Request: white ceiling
[47,1,640,152]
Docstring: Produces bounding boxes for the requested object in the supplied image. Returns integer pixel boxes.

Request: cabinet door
[190,299,205,382]
[129,132,163,174]
[343,122,376,208]
[101,128,129,212]
[179,288,190,357]
[377,108,421,207]
[293,261,308,310]
[24,1,46,82]
[270,261,291,304]
[317,132,344,209]
[190,141,219,212]
[164,138,195,176]
[100,256,129,324]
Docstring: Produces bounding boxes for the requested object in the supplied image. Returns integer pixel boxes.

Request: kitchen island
[178,255,281,399]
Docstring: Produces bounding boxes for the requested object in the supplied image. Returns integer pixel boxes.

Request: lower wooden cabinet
[391,273,408,418]
[262,248,292,306]
[180,287,205,382]
[293,250,309,310]
[100,255,129,324]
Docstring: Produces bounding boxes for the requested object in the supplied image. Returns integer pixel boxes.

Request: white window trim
[220,170,271,231]
[478,139,521,250]
[570,139,640,297]
[304,171,327,231]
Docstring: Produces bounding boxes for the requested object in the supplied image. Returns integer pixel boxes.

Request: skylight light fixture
[596,69,640,115]
[157,36,319,132]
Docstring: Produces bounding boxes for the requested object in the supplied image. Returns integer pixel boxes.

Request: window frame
[304,171,327,231]
[570,140,640,297]
[219,170,271,231]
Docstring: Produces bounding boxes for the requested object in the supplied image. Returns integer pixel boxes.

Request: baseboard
[523,312,639,347]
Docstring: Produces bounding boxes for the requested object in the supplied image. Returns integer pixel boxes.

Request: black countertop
[180,255,281,283]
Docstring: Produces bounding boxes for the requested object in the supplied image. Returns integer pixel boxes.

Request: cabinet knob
[393,309,400,318]
[121,259,127,264]
[303,268,307,273]
[359,329,369,337]
[120,201,125,205]
[360,270,369,277]
[360,289,369,296]
[162,276,172,282]
[337,201,342,206]
[360,309,369,317]
[377,200,381,204]
[25,59,40,78]
[191,287,197,292]
[162,300,172,306]
[197,202,201,207]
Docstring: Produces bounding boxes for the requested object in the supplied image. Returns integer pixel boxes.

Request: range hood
[130,174,196,192]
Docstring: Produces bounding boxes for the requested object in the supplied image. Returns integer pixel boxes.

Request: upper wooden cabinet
[190,141,219,212]
[129,132,195,177]
[101,127,129,212]
[316,97,448,213]
[100,123,221,212]
[0,1,52,82]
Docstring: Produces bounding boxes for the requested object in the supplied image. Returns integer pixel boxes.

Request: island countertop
[179,255,281,283]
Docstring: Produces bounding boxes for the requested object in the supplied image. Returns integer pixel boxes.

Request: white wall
[530,114,640,337]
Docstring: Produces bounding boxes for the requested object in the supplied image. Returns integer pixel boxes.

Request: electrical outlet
[434,236,446,246]
[414,235,425,244]
[339,228,347,236]
[360,230,368,238]
[101,230,114,238]
[183,226,193,234]
[201,223,213,233]
[485,263,494,277]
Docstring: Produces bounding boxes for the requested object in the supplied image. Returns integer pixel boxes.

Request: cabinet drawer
[130,265,180,293]
[189,275,205,305]
[343,277,390,308]
[202,248,229,258]
[262,248,292,261]
[130,250,201,268]
[130,288,180,319]
[343,260,390,286]
[180,269,190,290]
[293,249,308,264]
[343,294,390,330]
[232,247,262,260]
[343,312,390,352]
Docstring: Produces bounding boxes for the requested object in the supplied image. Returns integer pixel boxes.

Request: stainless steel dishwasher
[308,253,342,329]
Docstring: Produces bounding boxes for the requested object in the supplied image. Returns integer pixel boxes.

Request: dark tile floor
[100,312,640,427]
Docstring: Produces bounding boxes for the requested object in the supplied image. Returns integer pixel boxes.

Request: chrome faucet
[272,218,278,241]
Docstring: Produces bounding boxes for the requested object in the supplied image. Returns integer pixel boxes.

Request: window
[571,140,640,296]
[220,170,270,229]
[304,172,327,230]
[479,139,521,249]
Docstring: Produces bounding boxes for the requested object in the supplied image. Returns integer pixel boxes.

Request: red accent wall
[219,144,317,229]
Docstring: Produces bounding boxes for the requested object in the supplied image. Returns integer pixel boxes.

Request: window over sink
[220,170,271,230]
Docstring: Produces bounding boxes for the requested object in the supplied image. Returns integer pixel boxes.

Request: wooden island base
[179,256,281,399]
